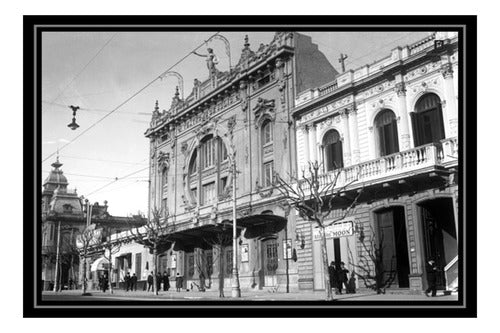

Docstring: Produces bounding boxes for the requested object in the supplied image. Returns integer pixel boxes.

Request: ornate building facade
[121,32,339,292]
[292,32,459,292]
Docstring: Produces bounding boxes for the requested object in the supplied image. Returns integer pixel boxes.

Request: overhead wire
[46,33,118,107]
[42,31,221,163]
[84,166,150,197]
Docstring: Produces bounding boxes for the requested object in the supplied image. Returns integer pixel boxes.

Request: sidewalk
[42,288,458,301]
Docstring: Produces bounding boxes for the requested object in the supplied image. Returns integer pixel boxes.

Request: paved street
[42,289,458,302]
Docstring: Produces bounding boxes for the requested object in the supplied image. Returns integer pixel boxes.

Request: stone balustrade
[296,138,457,194]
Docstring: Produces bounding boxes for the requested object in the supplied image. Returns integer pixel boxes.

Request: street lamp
[67,105,80,130]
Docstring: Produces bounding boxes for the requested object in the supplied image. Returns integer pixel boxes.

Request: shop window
[187,254,195,278]
[375,109,399,156]
[323,129,343,171]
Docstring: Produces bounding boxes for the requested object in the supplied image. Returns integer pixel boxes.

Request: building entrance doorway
[374,206,410,288]
[261,238,279,287]
[418,198,457,290]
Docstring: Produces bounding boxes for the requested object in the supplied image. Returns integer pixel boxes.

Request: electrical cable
[42,31,221,163]
[84,166,150,197]
[46,33,118,107]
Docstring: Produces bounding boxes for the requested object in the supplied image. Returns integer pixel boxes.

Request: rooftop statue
[193,48,219,75]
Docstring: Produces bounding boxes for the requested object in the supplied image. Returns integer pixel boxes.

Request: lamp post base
[231,268,241,298]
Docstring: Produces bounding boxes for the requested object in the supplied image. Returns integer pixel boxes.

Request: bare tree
[100,227,122,294]
[351,223,397,294]
[76,224,99,295]
[274,161,362,301]
[199,224,233,298]
[128,207,174,295]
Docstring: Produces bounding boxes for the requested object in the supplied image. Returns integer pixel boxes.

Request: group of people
[123,272,138,291]
[328,261,356,295]
[120,271,186,293]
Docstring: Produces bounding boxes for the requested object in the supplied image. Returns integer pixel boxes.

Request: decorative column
[395,81,412,150]
[340,109,352,166]
[441,62,458,137]
[301,125,310,167]
[308,124,318,163]
[348,108,360,164]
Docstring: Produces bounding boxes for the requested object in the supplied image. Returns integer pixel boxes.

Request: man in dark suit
[124,272,131,291]
[131,273,138,291]
[425,258,438,297]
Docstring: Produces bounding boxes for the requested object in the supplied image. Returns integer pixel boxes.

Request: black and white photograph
[20,13,479,321]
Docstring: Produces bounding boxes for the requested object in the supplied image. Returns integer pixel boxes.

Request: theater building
[108,32,339,292]
[292,32,459,293]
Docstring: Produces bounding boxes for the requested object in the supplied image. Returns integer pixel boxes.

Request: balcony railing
[305,138,457,192]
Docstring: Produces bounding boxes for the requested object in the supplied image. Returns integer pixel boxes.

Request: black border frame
[24,15,477,318]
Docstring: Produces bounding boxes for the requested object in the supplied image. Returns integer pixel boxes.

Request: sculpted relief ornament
[253,98,276,129]
[157,151,170,171]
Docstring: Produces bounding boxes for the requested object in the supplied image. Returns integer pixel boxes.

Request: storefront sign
[241,244,249,262]
[171,254,177,269]
[313,219,355,240]
[283,239,292,259]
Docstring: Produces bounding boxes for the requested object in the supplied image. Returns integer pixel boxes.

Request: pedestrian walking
[101,273,109,293]
[163,271,170,291]
[124,272,131,291]
[147,271,154,292]
[175,272,183,292]
[156,272,162,291]
[328,261,337,294]
[425,258,439,297]
[336,261,349,294]
[131,273,137,291]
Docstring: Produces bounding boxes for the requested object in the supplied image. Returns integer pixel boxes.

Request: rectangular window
[201,138,216,169]
[225,249,233,277]
[135,253,142,278]
[190,188,197,204]
[263,161,274,187]
[202,182,216,206]
[187,254,195,278]
[219,176,228,195]
[220,140,228,161]
[257,74,271,89]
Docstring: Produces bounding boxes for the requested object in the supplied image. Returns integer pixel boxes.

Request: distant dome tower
[42,156,69,214]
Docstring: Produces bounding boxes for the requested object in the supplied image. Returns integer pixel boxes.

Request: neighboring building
[41,157,145,291]
[292,32,459,293]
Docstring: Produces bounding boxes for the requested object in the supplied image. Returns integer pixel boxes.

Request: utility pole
[339,53,348,73]
[231,154,241,298]
[53,221,62,292]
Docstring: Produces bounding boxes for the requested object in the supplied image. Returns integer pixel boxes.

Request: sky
[41,30,431,217]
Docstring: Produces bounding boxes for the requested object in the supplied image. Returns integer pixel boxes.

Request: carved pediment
[253,98,276,129]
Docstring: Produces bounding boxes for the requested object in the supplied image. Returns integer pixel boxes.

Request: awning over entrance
[163,214,287,251]
[238,214,287,239]
[90,257,110,271]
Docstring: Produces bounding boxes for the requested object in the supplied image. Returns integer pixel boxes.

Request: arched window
[375,109,399,156]
[262,120,273,145]
[323,129,343,171]
[188,135,230,206]
[411,93,445,146]
[261,119,274,187]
